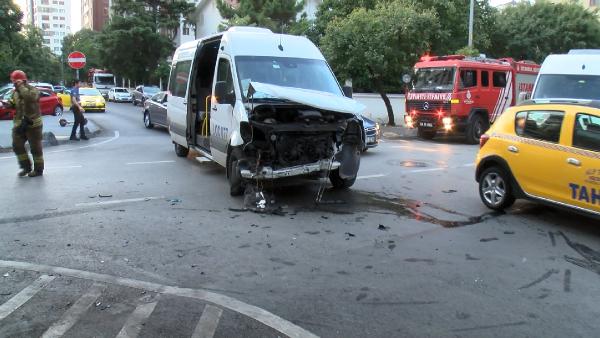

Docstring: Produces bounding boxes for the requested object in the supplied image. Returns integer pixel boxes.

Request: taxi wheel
[479,167,515,210]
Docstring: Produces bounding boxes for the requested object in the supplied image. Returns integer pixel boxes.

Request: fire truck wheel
[417,129,436,140]
[466,114,488,144]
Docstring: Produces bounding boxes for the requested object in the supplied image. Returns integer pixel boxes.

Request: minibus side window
[169,60,192,98]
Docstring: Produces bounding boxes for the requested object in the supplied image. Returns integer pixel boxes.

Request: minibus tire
[228,149,244,196]
[174,143,189,157]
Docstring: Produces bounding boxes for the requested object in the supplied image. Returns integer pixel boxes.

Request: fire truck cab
[405,55,540,143]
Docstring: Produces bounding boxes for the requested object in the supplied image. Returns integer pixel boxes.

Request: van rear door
[167,58,193,146]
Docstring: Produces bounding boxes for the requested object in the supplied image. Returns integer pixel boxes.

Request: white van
[532,50,600,101]
[167,27,366,195]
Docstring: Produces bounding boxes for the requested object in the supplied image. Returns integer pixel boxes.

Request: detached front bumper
[241,159,341,180]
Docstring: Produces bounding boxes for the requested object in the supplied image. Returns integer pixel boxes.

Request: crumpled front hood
[248,82,366,115]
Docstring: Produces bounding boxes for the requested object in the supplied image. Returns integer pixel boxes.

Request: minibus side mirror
[342,86,353,98]
[215,81,235,105]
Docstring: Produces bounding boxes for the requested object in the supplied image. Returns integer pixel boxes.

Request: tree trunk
[374,76,395,126]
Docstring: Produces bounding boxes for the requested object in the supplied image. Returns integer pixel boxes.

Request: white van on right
[532,50,600,101]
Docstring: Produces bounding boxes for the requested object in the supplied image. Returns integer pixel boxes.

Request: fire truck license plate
[419,121,434,128]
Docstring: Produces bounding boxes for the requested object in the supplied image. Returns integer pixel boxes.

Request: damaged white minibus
[167,27,366,195]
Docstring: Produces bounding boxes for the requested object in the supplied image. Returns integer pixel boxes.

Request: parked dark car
[361,115,380,151]
[132,85,160,106]
[143,92,168,129]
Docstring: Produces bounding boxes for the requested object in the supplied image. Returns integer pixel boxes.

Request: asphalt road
[1,102,599,338]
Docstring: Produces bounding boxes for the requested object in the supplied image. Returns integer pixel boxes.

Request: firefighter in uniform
[8,70,44,177]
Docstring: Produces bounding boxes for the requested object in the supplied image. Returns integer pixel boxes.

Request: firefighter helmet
[10,70,27,82]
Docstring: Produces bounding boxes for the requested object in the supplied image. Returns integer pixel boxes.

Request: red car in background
[0,88,63,120]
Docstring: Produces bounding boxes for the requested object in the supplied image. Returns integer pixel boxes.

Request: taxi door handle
[507,145,519,153]
[567,158,581,167]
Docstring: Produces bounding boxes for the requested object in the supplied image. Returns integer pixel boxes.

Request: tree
[321,1,439,126]
[409,0,497,56]
[216,0,305,33]
[61,29,102,83]
[311,0,380,44]
[99,16,173,84]
[490,1,600,62]
[111,0,196,39]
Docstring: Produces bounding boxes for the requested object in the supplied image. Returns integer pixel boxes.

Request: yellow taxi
[476,101,600,217]
[56,90,71,108]
[79,87,106,112]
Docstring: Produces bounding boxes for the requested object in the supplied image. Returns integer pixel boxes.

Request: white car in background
[108,87,133,103]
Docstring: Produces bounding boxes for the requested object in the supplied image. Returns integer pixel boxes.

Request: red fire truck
[404,55,540,143]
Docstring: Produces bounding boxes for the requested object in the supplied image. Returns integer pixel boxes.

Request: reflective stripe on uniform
[17,153,29,161]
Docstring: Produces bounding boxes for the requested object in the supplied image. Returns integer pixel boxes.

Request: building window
[183,25,190,35]
[42,15,49,20]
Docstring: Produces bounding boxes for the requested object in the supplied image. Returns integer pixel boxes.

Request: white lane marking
[403,163,475,174]
[0,275,55,321]
[115,297,159,338]
[356,174,387,180]
[126,160,175,165]
[44,165,83,170]
[0,260,318,338]
[191,304,223,338]
[75,196,163,207]
[41,283,105,338]
[0,131,120,160]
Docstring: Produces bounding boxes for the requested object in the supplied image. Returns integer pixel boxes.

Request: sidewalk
[380,125,417,140]
[0,115,102,152]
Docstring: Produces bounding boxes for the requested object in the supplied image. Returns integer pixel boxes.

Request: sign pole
[76,69,79,81]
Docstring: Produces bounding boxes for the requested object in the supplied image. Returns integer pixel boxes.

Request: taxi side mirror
[517,91,529,103]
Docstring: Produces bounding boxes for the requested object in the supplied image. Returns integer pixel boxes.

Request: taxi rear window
[573,113,600,152]
[515,110,564,143]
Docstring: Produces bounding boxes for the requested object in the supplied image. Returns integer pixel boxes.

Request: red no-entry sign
[67,51,86,69]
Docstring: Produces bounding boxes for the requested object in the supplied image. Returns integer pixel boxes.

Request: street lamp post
[468,0,475,48]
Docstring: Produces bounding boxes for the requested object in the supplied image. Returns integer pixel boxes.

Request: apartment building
[25,0,71,55]
[82,0,111,32]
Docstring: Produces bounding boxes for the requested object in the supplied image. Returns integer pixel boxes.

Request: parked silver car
[132,85,160,106]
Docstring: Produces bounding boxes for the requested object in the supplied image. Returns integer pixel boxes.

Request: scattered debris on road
[480,237,499,242]
[378,224,390,231]
[98,194,113,198]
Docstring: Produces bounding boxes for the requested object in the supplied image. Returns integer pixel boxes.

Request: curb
[0,120,103,153]
[380,125,418,140]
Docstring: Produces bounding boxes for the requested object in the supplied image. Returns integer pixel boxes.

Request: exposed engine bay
[237,103,363,179]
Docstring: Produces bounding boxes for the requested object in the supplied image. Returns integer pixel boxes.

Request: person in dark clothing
[4,70,44,177]
[70,80,88,140]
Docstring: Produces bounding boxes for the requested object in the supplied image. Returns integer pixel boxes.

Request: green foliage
[216,0,305,33]
[409,0,497,55]
[112,0,196,38]
[311,0,381,43]
[61,29,103,83]
[99,16,173,84]
[455,46,480,57]
[0,0,22,41]
[1,24,61,84]
[321,0,439,125]
[490,1,600,62]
